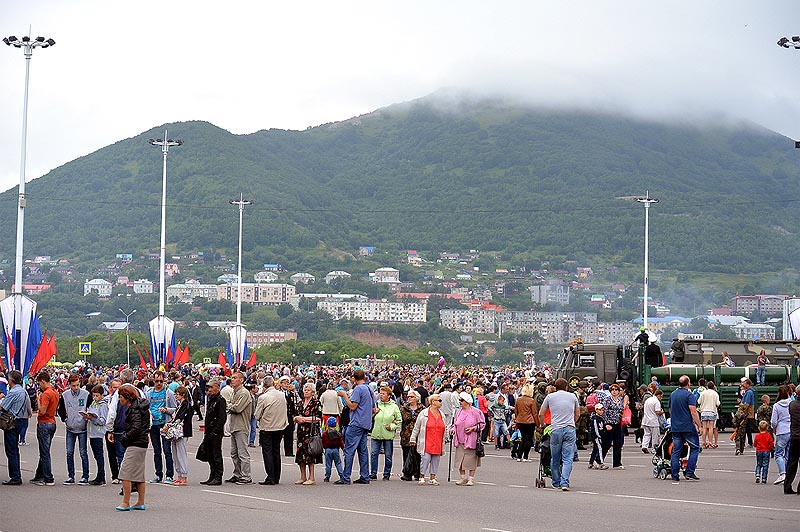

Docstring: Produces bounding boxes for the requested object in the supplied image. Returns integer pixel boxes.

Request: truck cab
[554,341,630,387]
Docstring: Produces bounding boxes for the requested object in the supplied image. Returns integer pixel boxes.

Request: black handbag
[196,440,209,462]
[307,416,323,456]
[475,438,486,458]
[0,408,15,431]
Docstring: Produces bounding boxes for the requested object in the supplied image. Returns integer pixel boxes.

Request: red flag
[28,331,51,376]
[133,341,145,366]
[179,344,190,365]
[246,350,257,369]
[137,350,147,369]
[6,328,16,369]
[48,333,57,357]
[143,345,153,367]
[218,350,227,368]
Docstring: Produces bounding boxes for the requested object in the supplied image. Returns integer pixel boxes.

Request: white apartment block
[84,278,112,297]
[530,279,570,305]
[372,267,400,283]
[317,300,427,323]
[439,308,497,334]
[246,330,298,347]
[217,283,296,306]
[166,280,220,304]
[133,279,154,294]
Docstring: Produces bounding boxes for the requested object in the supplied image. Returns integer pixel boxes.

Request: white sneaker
[774,474,786,485]
[465,479,474,486]
[418,479,426,485]
[428,479,440,486]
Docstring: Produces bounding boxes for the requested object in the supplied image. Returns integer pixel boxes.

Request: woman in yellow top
[370,386,402,480]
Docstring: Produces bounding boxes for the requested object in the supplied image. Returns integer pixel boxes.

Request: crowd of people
[1,358,799,510]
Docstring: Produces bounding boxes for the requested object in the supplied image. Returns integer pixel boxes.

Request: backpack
[326,428,342,446]
[586,392,600,414]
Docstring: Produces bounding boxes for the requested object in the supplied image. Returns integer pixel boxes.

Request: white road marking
[712,469,737,473]
[319,506,439,523]
[577,491,599,495]
[613,493,800,513]
[507,484,527,488]
[202,489,291,504]
[475,481,496,486]
[482,528,516,532]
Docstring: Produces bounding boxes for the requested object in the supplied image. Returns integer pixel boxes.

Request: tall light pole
[1,34,54,374]
[148,134,181,367]
[119,308,136,368]
[228,194,252,367]
[636,192,659,333]
[3,34,55,296]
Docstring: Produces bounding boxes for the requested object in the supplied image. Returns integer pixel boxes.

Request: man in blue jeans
[538,378,580,491]
[1,370,27,485]
[668,375,701,481]
[59,374,90,485]
[32,371,60,486]
[335,369,375,485]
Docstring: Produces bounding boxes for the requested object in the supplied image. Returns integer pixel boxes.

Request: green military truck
[553,339,800,427]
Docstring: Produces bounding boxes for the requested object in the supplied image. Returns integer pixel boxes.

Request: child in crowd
[321,416,344,482]
[490,394,512,449]
[84,385,109,486]
[510,424,522,460]
[754,420,774,484]
[588,402,608,470]
[756,395,773,434]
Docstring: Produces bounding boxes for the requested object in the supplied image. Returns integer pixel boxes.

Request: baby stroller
[652,428,689,480]
[535,425,552,488]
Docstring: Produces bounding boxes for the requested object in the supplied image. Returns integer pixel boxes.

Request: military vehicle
[554,338,800,426]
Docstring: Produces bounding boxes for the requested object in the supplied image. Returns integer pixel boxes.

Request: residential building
[325,270,351,284]
[166,280,220,304]
[84,278,112,297]
[218,273,239,284]
[730,294,789,315]
[263,264,283,272]
[289,293,367,310]
[12,283,51,295]
[407,250,422,266]
[133,279,154,294]
[439,308,497,334]
[246,330,298,348]
[289,272,316,285]
[530,279,570,305]
[165,263,180,277]
[358,246,375,257]
[254,271,280,283]
[317,300,426,323]
[372,267,400,284]
[758,295,788,316]
[217,283,295,306]
[731,322,775,341]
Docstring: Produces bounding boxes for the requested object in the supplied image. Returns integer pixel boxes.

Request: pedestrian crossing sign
[79,342,92,355]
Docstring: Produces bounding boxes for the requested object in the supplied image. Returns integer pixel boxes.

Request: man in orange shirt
[32,371,59,486]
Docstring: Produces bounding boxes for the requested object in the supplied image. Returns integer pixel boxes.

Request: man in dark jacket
[782,389,800,494]
[200,378,227,486]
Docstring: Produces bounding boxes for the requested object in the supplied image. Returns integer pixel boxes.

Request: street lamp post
[3,34,55,296]
[636,192,658,333]
[228,194,252,367]
[119,308,136,368]
[148,134,181,367]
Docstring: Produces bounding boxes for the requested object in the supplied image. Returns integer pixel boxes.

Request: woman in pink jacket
[451,391,485,486]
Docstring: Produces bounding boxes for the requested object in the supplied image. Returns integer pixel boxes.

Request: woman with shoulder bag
[411,393,447,486]
[167,386,193,485]
[451,391,485,486]
[293,383,322,485]
[116,386,150,511]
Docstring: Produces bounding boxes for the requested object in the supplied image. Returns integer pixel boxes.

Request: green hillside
[2,95,798,274]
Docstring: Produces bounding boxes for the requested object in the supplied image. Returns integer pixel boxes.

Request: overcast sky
[2,1,799,193]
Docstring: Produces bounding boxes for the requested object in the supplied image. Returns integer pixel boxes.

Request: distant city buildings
[730,294,788,316]
[84,278,112,297]
[317,300,427,323]
[530,279,570,305]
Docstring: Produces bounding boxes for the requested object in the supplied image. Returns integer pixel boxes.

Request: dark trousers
[283,422,295,456]
[4,419,23,482]
[194,400,203,420]
[105,435,119,480]
[481,413,491,442]
[35,422,56,482]
[204,434,224,481]
[601,423,624,467]
[150,424,174,480]
[518,423,536,460]
[260,430,284,483]
[89,437,105,482]
[785,438,800,494]
[401,444,420,479]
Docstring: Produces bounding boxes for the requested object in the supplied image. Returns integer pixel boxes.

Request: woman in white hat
[451,391,485,486]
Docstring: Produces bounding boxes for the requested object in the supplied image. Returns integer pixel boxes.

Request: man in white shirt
[641,389,664,453]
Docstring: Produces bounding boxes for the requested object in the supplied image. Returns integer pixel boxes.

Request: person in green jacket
[370,386,402,480]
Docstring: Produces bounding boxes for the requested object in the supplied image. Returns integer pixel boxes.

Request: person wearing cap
[199,378,227,486]
[322,416,344,482]
[452,391,485,486]
[400,390,422,481]
[587,402,608,470]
